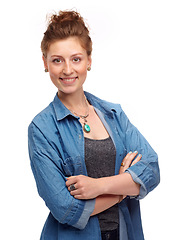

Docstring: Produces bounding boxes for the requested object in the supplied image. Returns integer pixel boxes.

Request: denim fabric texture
[28,92,160,240]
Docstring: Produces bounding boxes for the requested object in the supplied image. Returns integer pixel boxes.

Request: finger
[128,151,138,159]
[120,151,140,173]
[69,188,80,195]
[119,152,132,173]
[70,188,86,199]
[73,191,90,200]
[66,176,76,181]
[120,151,132,168]
[123,151,138,169]
[73,194,84,199]
[66,176,77,187]
[131,154,142,166]
[68,183,77,192]
[125,151,133,159]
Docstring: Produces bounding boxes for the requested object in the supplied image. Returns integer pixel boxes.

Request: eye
[53,58,62,63]
[73,57,81,63]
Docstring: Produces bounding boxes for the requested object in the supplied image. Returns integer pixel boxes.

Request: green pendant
[84,124,91,133]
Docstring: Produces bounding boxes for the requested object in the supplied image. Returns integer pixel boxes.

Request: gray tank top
[84,136,119,231]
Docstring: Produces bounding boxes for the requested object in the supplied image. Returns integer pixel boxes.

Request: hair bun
[49,11,84,25]
[41,10,92,57]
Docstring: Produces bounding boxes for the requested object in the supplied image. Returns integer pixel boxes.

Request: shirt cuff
[72,199,96,229]
[126,169,147,200]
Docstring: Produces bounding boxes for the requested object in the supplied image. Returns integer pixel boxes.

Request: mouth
[59,77,78,84]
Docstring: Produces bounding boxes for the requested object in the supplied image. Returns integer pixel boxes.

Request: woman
[28,10,160,240]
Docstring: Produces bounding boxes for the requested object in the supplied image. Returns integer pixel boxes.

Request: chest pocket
[60,156,84,177]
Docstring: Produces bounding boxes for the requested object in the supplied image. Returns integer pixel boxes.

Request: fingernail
[138,154,142,157]
[129,151,132,154]
[134,151,138,153]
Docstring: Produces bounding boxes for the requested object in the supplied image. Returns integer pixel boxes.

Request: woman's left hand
[118,151,142,202]
[119,151,142,174]
[66,175,102,199]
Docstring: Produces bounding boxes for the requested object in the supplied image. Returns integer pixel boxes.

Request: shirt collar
[52,93,74,121]
[84,91,117,117]
[52,92,117,121]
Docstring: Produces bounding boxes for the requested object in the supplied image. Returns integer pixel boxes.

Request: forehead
[47,37,87,57]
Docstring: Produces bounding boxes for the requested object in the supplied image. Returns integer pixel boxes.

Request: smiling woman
[43,37,91,96]
[28,10,160,240]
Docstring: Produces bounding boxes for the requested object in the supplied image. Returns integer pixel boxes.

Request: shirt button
[106,233,110,239]
[79,135,81,139]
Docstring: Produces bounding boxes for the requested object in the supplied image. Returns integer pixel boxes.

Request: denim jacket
[28,92,160,240]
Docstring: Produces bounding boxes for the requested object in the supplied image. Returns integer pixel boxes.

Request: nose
[62,61,73,75]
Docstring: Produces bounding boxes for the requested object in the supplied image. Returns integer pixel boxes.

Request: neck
[58,89,88,114]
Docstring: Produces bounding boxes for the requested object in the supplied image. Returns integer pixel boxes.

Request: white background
[1,0,186,239]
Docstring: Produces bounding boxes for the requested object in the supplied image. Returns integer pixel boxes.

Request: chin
[57,87,83,96]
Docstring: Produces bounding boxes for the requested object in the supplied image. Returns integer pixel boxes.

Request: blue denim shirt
[28,92,160,240]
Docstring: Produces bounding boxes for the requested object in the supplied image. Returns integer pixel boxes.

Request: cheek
[49,66,60,77]
[77,65,88,76]
[49,71,56,81]
[49,69,60,85]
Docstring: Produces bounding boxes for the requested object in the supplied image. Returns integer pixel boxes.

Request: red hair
[41,10,92,57]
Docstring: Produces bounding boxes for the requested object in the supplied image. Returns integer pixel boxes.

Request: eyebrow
[51,53,83,58]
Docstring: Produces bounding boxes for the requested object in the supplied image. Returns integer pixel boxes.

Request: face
[43,37,91,96]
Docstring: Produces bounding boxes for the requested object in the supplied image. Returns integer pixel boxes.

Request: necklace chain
[69,96,91,133]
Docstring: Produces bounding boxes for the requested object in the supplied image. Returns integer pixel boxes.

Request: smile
[59,77,78,84]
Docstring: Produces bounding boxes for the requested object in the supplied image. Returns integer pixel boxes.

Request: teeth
[60,77,77,82]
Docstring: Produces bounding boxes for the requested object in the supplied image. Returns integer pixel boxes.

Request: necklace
[70,98,91,133]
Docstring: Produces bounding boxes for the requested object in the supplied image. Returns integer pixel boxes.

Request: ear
[87,55,92,69]
[42,55,48,70]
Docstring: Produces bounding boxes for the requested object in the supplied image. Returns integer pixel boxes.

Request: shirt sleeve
[28,122,95,229]
[118,106,160,200]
